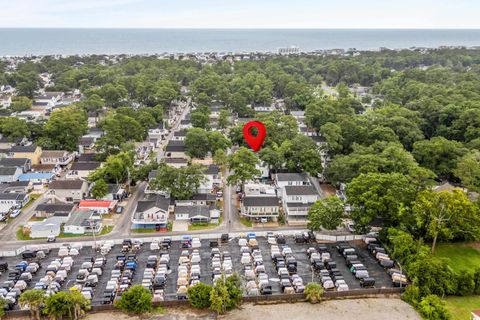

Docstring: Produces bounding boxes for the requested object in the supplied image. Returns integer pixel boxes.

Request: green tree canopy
[115,285,152,314]
[150,163,206,199]
[39,106,88,151]
[227,147,260,186]
[10,96,32,113]
[308,196,345,231]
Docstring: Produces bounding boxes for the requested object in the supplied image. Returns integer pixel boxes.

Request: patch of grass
[59,225,113,238]
[435,242,480,273]
[188,222,217,231]
[131,228,159,233]
[16,227,38,240]
[29,216,45,222]
[102,213,115,219]
[21,194,41,211]
[239,217,253,227]
[151,306,165,315]
[444,296,480,320]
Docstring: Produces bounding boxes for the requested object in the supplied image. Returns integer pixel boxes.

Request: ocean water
[0,28,479,56]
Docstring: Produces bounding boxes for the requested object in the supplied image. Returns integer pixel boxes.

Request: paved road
[156,98,191,163]
[0,192,46,241]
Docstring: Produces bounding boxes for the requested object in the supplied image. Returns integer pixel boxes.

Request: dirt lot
[55,298,418,320]
[223,298,421,320]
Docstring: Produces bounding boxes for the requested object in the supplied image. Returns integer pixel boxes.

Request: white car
[10,209,21,218]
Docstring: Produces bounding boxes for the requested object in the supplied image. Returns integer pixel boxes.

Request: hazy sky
[0,0,479,28]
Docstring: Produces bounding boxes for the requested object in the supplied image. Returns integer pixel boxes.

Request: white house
[148,122,168,139]
[198,165,221,194]
[78,200,116,214]
[241,196,280,221]
[132,195,172,229]
[66,162,101,180]
[282,185,320,224]
[64,209,102,235]
[174,205,213,223]
[29,217,63,238]
[274,172,311,189]
[0,193,30,213]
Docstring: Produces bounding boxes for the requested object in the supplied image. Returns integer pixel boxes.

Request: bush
[402,285,420,307]
[0,297,6,318]
[44,291,90,320]
[473,267,480,295]
[304,282,324,304]
[115,285,152,314]
[455,271,475,296]
[188,283,213,309]
[209,273,243,315]
[418,295,451,320]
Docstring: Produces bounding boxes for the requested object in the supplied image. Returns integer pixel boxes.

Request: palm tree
[19,289,46,320]
[304,282,324,304]
[69,291,90,320]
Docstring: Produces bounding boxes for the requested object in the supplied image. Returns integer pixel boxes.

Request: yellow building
[9,144,42,165]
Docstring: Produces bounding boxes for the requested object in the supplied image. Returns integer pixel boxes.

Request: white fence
[0,230,366,257]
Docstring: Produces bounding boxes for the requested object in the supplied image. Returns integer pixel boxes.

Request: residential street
[0,193,46,241]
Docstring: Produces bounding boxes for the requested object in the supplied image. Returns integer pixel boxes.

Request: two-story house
[132,195,172,230]
[48,180,88,203]
[172,130,186,141]
[148,121,168,139]
[9,144,42,165]
[0,193,29,213]
[66,162,101,180]
[241,183,279,221]
[40,150,73,167]
[198,165,221,194]
[282,185,320,224]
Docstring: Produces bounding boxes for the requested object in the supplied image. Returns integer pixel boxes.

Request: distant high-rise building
[278,46,299,55]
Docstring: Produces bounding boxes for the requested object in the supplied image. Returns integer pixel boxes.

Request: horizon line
[1,27,480,30]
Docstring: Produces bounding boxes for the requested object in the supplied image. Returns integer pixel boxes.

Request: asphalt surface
[0,236,393,308]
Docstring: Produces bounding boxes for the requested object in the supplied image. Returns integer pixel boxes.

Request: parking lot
[0,234,394,309]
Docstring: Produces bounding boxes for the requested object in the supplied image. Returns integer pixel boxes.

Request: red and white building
[78,200,116,214]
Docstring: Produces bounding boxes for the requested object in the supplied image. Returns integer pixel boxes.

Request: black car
[294,233,305,244]
[210,240,219,248]
[0,261,8,272]
[221,234,229,243]
[276,235,286,244]
[153,275,166,289]
[260,284,272,295]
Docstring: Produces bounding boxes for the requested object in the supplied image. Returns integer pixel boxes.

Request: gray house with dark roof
[0,166,22,183]
[132,195,172,229]
[241,196,280,221]
[0,157,31,173]
[49,180,88,203]
[165,141,187,158]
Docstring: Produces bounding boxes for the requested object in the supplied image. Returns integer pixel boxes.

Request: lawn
[59,225,114,238]
[435,242,480,273]
[188,222,218,231]
[17,225,114,240]
[21,194,41,211]
[445,296,480,320]
[239,217,253,227]
[131,228,159,233]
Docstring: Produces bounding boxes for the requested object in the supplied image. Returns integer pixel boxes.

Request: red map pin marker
[243,121,266,152]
